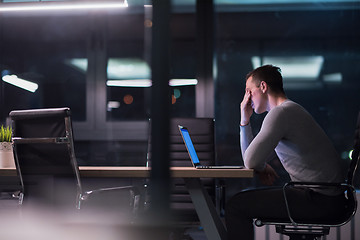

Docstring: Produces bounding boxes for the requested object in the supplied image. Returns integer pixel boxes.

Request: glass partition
[0,13,87,122]
[1,1,358,181]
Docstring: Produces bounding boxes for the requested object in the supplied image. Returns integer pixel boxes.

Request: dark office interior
[0,0,359,240]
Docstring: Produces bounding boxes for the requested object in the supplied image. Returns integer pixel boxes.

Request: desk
[79,166,253,178]
[0,166,253,240]
[0,166,253,178]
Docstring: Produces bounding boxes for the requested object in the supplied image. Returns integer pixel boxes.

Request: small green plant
[0,125,12,142]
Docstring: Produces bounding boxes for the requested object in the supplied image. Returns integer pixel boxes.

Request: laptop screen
[179,126,200,165]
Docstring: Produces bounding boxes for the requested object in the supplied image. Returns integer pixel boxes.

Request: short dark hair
[246,65,285,94]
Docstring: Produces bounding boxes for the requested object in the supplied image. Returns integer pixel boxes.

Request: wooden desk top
[79,166,253,178]
[0,166,253,178]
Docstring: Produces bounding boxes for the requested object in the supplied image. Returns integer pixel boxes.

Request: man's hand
[240,90,253,126]
[255,164,279,186]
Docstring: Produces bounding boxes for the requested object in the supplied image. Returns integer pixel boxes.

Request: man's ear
[260,81,267,93]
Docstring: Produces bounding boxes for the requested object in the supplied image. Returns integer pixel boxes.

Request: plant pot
[0,142,15,168]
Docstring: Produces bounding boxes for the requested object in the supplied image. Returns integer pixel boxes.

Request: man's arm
[239,90,284,171]
[239,89,255,159]
[243,107,287,170]
[256,163,279,186]
[240,90,253,126]
[240,124,254,160]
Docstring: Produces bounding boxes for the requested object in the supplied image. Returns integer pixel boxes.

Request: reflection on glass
[0,46,87,121]
[107,58,150,80]
[214,1,360,185]
[105,58,197,120]
[2,74,38,93]
[251,56,324,79]
[106,86,148,121]
[0,0,128,12]
[0,13,88,122]
[64,58,88,74]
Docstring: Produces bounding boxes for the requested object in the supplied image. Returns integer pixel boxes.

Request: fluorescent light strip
[108,101,121,109]
[107,79,198,87]
[2,75,38,93]
[107,79,152,87]
[323,72,342,83]
[0,1,128,12]
[169,79,198,86]
[251,56,324,79]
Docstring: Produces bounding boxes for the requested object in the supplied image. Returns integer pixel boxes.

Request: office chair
[9,107,140,215]
[147,118,219,239]
[254,112,360,240]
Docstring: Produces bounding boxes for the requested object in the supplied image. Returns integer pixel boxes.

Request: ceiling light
[251,56,324,80]
[323,72,342,83]
[106,79,199,87]
[107,79,152,88]
[65,58,88,72]
[107,101,121,109]
[107,58,150,79]
[0,0,128,12]
[169,79,198,86]
[2,74,38,92]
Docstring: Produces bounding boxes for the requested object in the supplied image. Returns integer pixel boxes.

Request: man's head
[246,65,285,95]
[245,65,285,114]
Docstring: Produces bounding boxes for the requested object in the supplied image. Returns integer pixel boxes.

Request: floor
[0,192,208,240]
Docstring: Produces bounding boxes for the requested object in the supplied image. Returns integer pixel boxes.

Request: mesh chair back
[349,111,360,187]
[147,118,216,167]
[168,118,215,167]
[147,118,216,222]
[172,118,216,222]
[10,108,81,208]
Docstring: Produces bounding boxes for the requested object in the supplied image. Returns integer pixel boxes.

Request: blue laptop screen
[180,128,200,164]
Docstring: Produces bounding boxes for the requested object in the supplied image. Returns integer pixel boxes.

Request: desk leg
[184,178,227,240]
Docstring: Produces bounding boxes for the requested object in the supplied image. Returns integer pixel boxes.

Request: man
[225,65,346,240]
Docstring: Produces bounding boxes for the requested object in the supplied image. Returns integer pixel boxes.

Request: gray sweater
[240,100,344,194]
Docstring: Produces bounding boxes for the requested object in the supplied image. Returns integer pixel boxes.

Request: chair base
[276,225,330,240]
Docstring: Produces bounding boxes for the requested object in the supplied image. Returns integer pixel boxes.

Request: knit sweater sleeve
[240,124,253,160]
[242,107,287,170]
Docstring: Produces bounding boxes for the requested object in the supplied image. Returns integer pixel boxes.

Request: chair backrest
[147,118,216,167]
[169,118,215,167]
[349,111,360,187]
[10,107,82,208]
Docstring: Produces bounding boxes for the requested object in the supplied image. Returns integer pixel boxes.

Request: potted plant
[0,125,15,168]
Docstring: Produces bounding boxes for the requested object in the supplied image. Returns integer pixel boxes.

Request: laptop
[178,125,244,169]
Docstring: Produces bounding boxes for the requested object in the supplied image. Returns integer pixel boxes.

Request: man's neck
[267,94,288,111]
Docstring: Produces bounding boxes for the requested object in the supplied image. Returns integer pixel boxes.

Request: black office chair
[169,118,217,222]
[254,112,360,240]
[10,107,140,216]
[147,118,219,238]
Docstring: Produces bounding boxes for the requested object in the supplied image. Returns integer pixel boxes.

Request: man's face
[245,77,267,114]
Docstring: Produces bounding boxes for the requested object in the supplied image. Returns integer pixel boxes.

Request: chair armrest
[13,137,69,144]
[284,181,352,188]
